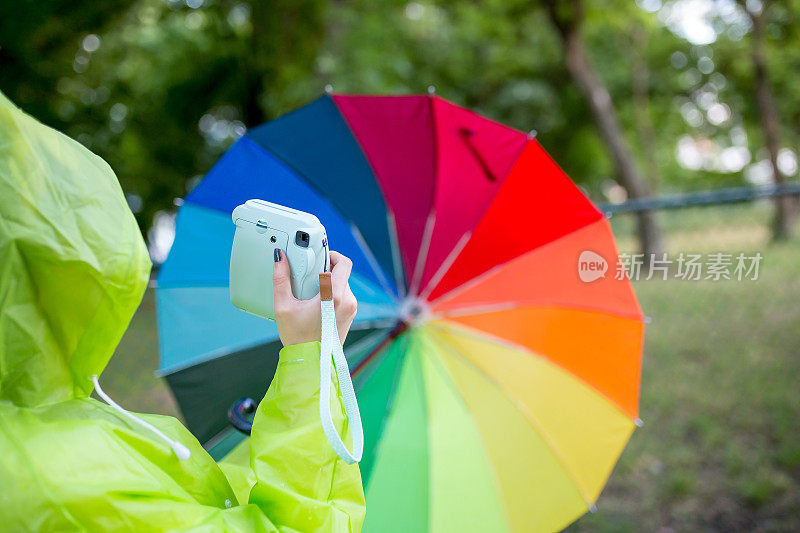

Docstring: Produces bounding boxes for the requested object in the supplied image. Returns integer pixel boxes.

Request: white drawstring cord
[91,375,191,460]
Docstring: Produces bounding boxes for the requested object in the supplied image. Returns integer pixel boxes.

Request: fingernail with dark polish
[274,248,282,262]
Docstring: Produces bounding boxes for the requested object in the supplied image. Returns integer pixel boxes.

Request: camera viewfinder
[295,231,310,248]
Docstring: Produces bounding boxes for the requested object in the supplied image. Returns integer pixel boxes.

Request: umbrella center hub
[398,297,430,326]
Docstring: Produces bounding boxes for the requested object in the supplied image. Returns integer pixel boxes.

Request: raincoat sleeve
[248,340,366,533]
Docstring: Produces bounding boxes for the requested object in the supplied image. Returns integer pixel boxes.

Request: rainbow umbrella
[156,94,645,531]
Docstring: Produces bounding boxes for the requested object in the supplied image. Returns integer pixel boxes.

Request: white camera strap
[318,274,363,464]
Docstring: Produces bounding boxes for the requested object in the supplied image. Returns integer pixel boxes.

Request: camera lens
[270,236,277,243]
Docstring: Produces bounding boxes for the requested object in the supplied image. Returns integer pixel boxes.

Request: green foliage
[712,0,800,158]
[1,0,798,240]
[1,0,325,234]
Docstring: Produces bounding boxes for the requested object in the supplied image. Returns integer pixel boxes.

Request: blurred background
[2,0,799,530]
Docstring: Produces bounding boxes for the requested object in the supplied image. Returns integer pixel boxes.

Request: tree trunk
[546,1,664,256]
[631,25,662,192]
[749,7,795,239]
[243,72,266,127]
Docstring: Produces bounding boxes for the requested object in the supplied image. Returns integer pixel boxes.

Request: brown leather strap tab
[319,272,333,301]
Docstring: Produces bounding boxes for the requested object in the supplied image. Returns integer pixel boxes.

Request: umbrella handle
[227,397,256,435]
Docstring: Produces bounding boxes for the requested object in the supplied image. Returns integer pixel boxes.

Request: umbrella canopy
[156,93,645,531]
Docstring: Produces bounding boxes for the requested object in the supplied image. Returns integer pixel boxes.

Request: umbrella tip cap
[634,418,644,427]
[427,85,435,95]
[325,84,333,94]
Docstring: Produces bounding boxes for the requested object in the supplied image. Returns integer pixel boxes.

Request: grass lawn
[570,202,800,531]
[102,288,182,421]
[103,201,800,531]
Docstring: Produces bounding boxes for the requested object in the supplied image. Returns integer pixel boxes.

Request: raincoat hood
[0,93,366,532]
[0,92,150,407]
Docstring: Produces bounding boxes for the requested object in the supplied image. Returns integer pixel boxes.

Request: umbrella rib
[356,334,412,480]
[244,137,400,301]
[407,93,441,299]
[157,317,395,377]
[347,326,395,354]
[415,136,533,301]
[425,329,599,513]
[418,231,472,301]
[352,321,409,378]
[422,332,514,532]
[429,320,643,426]
[385,210,407,297]
[433,301,646,323]
[203,425,240,452]
[346,326,397,372]
[349,318,399,331]
[156,337,280,376]
[426,216,606,308]
[408,210,436,297]
[349,222,401,301]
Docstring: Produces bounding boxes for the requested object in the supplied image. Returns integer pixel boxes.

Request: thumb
[272,248,296,304]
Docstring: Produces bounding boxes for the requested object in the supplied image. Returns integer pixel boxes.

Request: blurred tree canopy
[1,0,798,250]
[1,0,325,239]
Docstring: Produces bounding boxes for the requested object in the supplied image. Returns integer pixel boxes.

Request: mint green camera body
[230,200,329,320]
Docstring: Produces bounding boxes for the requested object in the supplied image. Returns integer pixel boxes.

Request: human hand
[272,249,358,347]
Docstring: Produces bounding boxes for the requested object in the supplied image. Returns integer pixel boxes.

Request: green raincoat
[0,92,365,532]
